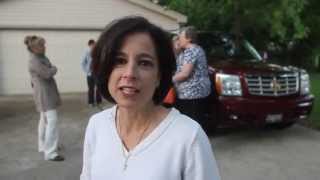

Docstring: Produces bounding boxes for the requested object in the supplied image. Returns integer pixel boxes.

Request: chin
[116,97,137,105]
[116,99,153,110]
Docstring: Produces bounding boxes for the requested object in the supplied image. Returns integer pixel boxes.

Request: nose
[121,61,137,80]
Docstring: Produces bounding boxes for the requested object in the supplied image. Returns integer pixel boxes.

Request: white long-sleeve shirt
[80,106,221,180]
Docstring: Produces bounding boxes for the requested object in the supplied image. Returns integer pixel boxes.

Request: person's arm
[183,127,221,180]
[172,48,196,83]
[29,58,57,79]
[81,51,89,74]
[208,65,215,74]
[80,118,95,180]
[172,63,194,83]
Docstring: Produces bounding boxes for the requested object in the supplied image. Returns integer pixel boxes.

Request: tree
[161,0,308,43]
[302,0,320,71]
[157,0,319,69]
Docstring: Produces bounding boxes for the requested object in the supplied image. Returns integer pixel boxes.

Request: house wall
[0,0,180,30]
[0,0,181,95]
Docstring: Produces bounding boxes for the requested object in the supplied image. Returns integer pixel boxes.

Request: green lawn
[310,73,320,128]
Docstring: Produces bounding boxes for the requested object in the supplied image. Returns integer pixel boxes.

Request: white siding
[0,0,182,95]
[0,0,179,30]
[0,30,101,95]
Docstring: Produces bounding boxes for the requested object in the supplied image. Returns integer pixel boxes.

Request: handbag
[163,87,176,105]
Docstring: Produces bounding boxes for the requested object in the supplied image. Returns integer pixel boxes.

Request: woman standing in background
[24,35,64,161]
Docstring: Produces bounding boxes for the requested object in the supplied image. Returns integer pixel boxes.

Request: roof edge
[0,25,104,31]
[127,0,187,23]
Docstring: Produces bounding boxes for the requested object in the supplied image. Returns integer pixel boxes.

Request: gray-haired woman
[24,35,64,161]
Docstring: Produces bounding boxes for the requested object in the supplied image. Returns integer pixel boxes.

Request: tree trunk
[233,1,241,48]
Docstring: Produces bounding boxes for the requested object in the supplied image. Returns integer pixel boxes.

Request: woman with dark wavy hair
[80,16,220,180]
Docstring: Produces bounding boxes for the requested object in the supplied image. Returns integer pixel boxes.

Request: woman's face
[32,40,46,55]
[173,38,181,54]
[179,31,190,48]
[108,32,160,109]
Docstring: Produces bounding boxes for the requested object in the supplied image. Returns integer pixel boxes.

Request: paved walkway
[0,93,109,180]
[0,93,320,180]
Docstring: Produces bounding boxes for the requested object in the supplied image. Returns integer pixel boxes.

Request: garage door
[0,29,101,95]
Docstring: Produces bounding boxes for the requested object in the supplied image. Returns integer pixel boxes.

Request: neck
[185,43,194,49]
[116,104,170,151]
[117,104,157,134]
[116,104,165,151]
[32,53,44,57]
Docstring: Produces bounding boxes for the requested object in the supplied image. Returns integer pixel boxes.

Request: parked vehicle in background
[166,32,315,130]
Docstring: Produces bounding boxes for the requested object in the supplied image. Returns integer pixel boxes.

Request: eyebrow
[137,53,155,60]
[116,51,156,60]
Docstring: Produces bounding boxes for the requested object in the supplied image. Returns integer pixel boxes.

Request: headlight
[300,72,310,95]
[215,73,242,96]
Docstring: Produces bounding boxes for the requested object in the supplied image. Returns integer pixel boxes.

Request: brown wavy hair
[91,16,176,105]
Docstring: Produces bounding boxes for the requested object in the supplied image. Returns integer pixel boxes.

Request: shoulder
[170,109,213,153]
[183,47,195,55]
[184,45,203,58]
[29,54,39,62]
[30,55,48,63]
[192,44,204,54]
[171,108,200,129]
[196,44,205,52]
[168,108,203,141]
[84,48,91,56]
[29,55,41,67]
[165,108,213,158]
[86,106,116,131]
[82,48,90,58]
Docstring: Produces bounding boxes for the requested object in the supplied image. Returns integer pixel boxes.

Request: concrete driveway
[0,94,320,180]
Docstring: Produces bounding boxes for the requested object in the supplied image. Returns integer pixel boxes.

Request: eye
[114,57,127,66]
[138,59,154,67]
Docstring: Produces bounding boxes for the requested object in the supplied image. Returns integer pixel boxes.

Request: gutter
[0,25,104,31]
[127,0,187,24]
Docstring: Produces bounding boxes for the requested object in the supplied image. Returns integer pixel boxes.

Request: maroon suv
[198,33,314,129]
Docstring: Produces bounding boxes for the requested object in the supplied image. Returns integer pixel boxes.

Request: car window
[197,32,261,63]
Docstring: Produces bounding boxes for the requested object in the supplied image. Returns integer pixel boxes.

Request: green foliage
[160,0,230,31]
[309,73,320,128]
[303,0,320,70]
[157,0,320,69]
[162,0,308,43]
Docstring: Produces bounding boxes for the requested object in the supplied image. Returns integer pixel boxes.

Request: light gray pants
[38,109,59,160]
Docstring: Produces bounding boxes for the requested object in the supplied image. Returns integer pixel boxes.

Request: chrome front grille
[245,73,299,96]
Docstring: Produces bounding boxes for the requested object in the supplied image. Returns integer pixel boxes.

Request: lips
[119,86,140,96]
